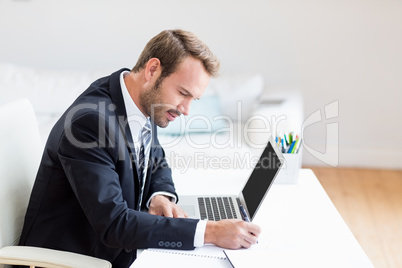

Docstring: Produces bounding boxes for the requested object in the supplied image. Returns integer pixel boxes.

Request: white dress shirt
[119,70,206,247]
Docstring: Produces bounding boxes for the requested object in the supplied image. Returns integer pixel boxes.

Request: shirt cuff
[146,191,177,208]
[193,220,207,247]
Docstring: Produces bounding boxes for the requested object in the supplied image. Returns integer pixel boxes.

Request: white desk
[134,169,374,267]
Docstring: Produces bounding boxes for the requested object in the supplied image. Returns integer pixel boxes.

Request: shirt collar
[119,70,149,139]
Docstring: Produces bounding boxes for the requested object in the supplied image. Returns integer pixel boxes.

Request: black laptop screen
[241,141,282,219]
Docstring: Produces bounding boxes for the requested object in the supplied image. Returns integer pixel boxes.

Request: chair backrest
[0,99,43,248]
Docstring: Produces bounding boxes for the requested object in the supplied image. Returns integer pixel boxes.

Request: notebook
[132,247,231,268]
[178,138,284,221]
[223,248,268,268]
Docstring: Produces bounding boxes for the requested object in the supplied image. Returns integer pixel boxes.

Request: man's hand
[148,195,188,218]
[204,219,261,249]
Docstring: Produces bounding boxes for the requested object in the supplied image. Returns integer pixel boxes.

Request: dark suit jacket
[19,69,199,268]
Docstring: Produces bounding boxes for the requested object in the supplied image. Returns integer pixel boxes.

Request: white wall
[1,0,401,169]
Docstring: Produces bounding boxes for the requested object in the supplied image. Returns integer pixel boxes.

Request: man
[19,29,260,268]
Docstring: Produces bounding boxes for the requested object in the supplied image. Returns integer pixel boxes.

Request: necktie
[137,119,152,208]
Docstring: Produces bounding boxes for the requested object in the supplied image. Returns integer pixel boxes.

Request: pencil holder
[275,150,302,184]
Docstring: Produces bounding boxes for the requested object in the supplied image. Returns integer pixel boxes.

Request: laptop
[178,138,284,221]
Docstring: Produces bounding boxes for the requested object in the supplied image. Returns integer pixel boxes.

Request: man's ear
[144,58,161,82]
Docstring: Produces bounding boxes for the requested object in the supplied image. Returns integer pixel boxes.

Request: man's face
[139,57,210,128]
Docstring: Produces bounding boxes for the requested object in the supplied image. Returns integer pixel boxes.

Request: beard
[139,80,181,128]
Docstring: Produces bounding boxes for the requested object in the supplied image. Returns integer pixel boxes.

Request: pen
[239,205,250,222]
[296,138,302,153]
[289,132,294,144]
[287,140,296,153]
[284,134,289,146]
[239,205,258,244]
[291,138,299,153]
[281,139,286,153]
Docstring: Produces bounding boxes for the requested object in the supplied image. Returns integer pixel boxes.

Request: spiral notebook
[132,246,231,268]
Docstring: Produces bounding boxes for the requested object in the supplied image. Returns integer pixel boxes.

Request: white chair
[0,99,111,268]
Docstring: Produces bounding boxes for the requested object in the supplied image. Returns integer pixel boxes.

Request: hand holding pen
[204,218,260,249]
[240,205,258,244]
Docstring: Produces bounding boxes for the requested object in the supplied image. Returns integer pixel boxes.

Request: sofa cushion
[0,62,110,115]
[157,94,229,135]
[208,74,264,122]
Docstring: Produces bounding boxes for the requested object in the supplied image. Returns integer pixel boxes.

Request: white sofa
[0,62,303,183]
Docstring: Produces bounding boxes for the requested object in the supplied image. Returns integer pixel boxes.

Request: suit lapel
[108,69,142,209]
[109,68,139,158]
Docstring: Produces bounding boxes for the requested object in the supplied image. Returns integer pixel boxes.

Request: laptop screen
[241,141,282,219]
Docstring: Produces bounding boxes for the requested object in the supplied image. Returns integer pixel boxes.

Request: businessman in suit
[19,29,260,268]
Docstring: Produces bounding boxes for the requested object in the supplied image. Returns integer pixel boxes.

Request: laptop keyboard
[198,197,238,221]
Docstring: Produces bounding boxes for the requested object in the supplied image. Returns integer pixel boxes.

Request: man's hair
[132,29,220,81]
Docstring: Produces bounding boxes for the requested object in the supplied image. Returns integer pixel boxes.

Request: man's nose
[178,99,192,116]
